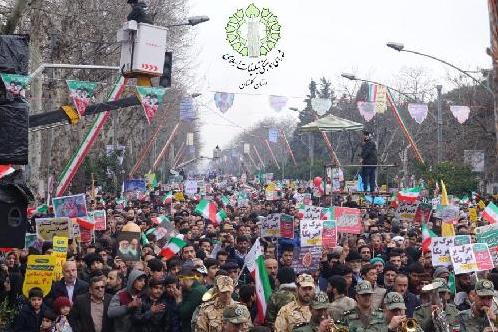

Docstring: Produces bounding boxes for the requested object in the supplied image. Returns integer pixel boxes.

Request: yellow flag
[478,200,486,210]
[468,208,478,222]
[174,192,185,202]
[441,221,455,237]
[440,180,449,206]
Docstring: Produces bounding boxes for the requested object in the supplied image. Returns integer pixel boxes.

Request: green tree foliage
[416,161,478,196]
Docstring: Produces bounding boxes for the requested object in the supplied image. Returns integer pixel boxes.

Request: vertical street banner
[66,80,98,116]
[136,86,167,124]
[0,73,30,97]
[449,243,494,275]
[22,255,56,298]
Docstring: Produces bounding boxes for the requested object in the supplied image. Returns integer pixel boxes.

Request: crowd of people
[0,176,498,332]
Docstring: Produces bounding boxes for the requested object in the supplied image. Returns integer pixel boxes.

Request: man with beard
[345,251,363,292]
[328,276,356,322]
[344,281,386,331]
[106,270,123,295]
[274,274,314,332]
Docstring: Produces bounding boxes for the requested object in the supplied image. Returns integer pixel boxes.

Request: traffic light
[159,51,172,88]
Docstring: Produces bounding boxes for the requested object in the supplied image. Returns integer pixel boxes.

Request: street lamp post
[166,16,210,27]
[436,85,443,163]
[386,41,498,160]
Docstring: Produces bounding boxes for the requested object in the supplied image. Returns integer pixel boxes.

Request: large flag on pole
[397,187,421,203]
[194,199,218,223]
[244,238,272,324]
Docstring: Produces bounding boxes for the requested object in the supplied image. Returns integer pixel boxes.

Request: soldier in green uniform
[459,279,498,332]
[292,292,340,332]
[383,292,423,332]
[343,280,387,332]
[413,278,460,331]
[222,303,252,332]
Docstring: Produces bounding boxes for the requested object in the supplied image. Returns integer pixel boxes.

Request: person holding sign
[459,279,498,332]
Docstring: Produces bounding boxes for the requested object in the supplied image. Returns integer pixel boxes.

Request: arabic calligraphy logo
[225,3,281,58]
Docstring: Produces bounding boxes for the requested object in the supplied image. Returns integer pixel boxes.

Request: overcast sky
[187,0,491,156]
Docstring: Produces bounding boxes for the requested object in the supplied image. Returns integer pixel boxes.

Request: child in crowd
[52,296,73,332]
[14,287,46,332]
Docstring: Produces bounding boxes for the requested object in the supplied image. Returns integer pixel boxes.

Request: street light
[386,41,493,95]
[167,15,210,27]
[341,73,417,102]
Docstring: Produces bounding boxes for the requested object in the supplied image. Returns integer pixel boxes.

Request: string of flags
[0,72,476,127]
[357,82,473,124]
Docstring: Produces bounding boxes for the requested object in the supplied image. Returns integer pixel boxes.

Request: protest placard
[51,236,68,281]
[300,219,323,247]
[476,223,498,266]
[70,219,81,239]
[334,207,362,234]
[431,235,472,267]
[92,210,106,231]
[396,202,418,223]
[292,246,322,274]
[117,231,141,261]
[53,193,87,218]
[322,220,337,249]
[124,179,146,192]
[22,255,55,298]
[261,213,281,237]
[436,205,460,224]
[450,243,494,275]
[184,180,198,196]
[345,181,357,193]
[36,218,70,241]
[299,205,322,220]
[294,193,304,206]
[24,233,39,250]
[279,214,294,239]
[303,193,312,205]
[414,203,432,224]
[468,208,478,223]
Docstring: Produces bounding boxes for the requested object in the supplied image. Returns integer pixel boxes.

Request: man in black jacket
[69,275,113,332]
[48,261,89,306]
[360,130,377,192]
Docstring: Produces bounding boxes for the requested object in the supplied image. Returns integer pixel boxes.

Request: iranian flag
[421,224,436,253]
[397,187,421,203]
[0,165,15,179]
[321,207,333,220]
[221,195,230,206]
[195,199,218,222]
[160,235,186,260]
[27,204,49,218]
[245,238,272,324]
[161,192,173,205]
[76,216,95,230]
[214,209,227,225]
[483,202,498,224]
[151,215,169,225]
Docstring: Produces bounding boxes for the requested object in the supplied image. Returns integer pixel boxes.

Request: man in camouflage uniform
[329,275,357,321]
[343,280,387,331]
[196,275,251,332]
[459,279,498,332]
[223,303,252,332]
[275,274,314,332]
[293,292,345,332]
[384,292,423,332]
[267,267,297,324]
[413,278,459,331]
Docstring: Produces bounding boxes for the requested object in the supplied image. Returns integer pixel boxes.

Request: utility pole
[308,133,314,180]
[488,0,498,165]
[436,85,443,164]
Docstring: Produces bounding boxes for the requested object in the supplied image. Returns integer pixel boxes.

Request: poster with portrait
[52,194,87,218]
[116,231,141,261]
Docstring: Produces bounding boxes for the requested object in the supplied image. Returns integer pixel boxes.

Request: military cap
[433,278,451,293]
[310,292,330,309]
[384,292,406,310]
[215,275,234,292]
[223,304,250,324]
[296,273,315,288]
[475,279,495,297]
[355,280,374,294]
